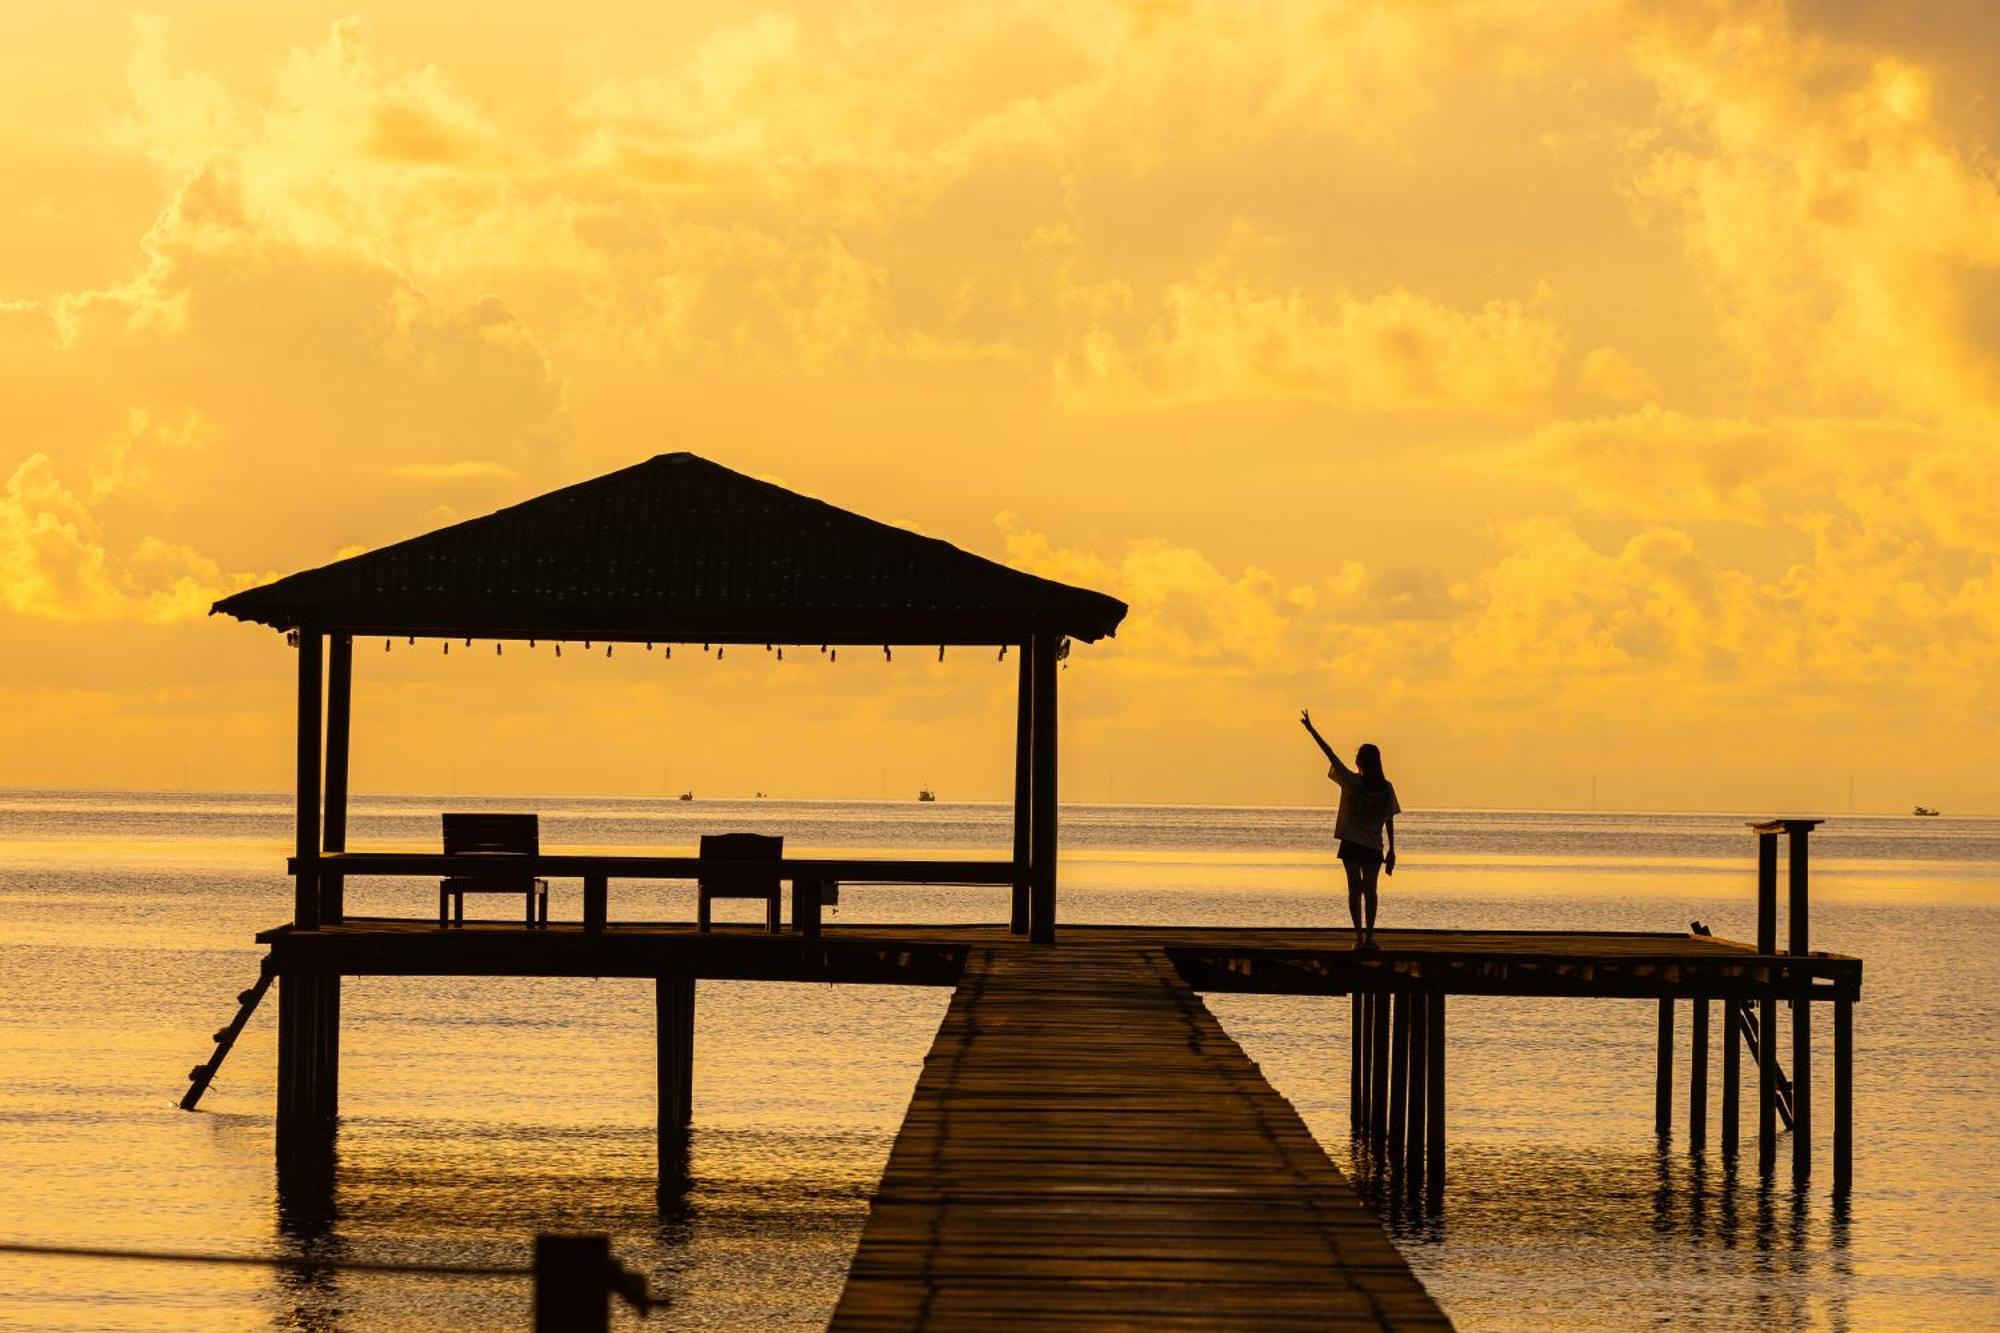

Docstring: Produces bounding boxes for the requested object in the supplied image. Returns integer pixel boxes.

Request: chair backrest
[443,812,540,857]
[698,833,782,890]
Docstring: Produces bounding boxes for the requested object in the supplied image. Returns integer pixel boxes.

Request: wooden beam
[1369,987,1390,1158]
[1387,992,1409,1167]
[295,629,323,930]
[1755,832,1778,955]
[1689,997,1709,1154]
[1405,989,1427,1192]
[1721,1001,1740,1157]
[1758,995,1777,1174]
[1028,634,1059,944]
[1833,998,1852,1195]
[1425,994,1445,1212]
[1655,998,1673,1139]
[1352,984,1368,1128]
[657,976,692,1192]
[322,633,352,925]
[1011,643,1032,935]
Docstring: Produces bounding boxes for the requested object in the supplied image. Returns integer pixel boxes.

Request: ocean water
[0,791,1995,1330]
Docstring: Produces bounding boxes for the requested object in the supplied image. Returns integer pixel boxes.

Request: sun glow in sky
[3,1,1998,812]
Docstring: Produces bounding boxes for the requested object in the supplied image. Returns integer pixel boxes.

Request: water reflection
[1351,1138,1857,1330]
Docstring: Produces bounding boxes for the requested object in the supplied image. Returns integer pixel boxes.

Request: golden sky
[3,1,1998,813]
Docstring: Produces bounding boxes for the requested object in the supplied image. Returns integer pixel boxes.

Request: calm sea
[1,791,1996,1330]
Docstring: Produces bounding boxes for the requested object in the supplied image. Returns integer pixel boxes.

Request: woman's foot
[1359,934,1379,951]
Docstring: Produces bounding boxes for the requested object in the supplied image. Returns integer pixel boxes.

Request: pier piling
[1369,987,1391,1158]
[1721,1000,1740,1157]
[1388,992,1410,1168]
[1790,826,1813,1184]
[1834,999,1853,1193]
[1655,998,1674,1139]
[1405,990,1428,1194]
[656,975,694,1190]
[1425,993,1446,1212]
[1690,997,1709,1153]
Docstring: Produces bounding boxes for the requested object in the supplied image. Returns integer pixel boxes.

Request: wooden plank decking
[828,936,1451,1330]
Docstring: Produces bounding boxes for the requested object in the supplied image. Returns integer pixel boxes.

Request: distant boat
[1913,805,1940,817]
[679,790,694,802]
[917,788,936,802]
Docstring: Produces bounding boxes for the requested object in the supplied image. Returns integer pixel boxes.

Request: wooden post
[1789,828,1813,1185]
[1406,988,1428,1191]
[1011,643,1032,935]
[1758,993,1777,1175]
[1357,993,1374,1133]
[295,629,323,931]
[1655,998,1673,1140]
[1425,994,1445,1211]
[1352,984,1368,1128]
[1369,987,1390,1157]
[657,976,693,1190]
[1755,832,1778,955]
[1833,999,1852,1194]
[1028,634,1059,944]
[583,875,608,933]
[534,1234,612,1333]
[322,633,352,923]
[1388,992,1410,1168]
[1721,1001,1740,1158]
[1690,997,1709,1154]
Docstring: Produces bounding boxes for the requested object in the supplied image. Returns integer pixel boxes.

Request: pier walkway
[829,935,1449,1330]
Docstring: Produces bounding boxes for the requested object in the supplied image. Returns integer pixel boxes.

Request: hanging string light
[883,646,893,661]
[464,637,472,648]
[664,644,672,660]
[998,645,1007,661]
[938,645,946,662]
[831,648,838,662]
[495,642,502,655]
[555,643,563,658]
[718,646,725,659]
[443,641,450,655]
[776,647,784,661]
[606,644,613,657]
[384,638,391,652]
[408,636,416,646]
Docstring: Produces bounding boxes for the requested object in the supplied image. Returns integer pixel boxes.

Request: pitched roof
[211,453,1127,644]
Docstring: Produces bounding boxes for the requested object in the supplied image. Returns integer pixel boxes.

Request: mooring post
[1655,998,1674,1140]
[1833,998,1852,1194]
[1789,825,1813,1184]
[657,975,693,1190]
[534,1234,612,1333]
[1425,993,1446,1211]
[1721,1000,1741,1158]
[1369,987,1391,1157]
[1388,991,1410,1168]
[1010,643,1033,935]
[1405,988,1428,1192]
[1689,997,1709,1153]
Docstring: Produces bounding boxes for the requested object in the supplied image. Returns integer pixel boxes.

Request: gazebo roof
[211,453,1128,644]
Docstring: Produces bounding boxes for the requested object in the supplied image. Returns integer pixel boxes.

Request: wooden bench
[439,813,550,928]
[698,833,782,933]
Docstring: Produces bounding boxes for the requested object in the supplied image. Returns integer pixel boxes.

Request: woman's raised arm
[1299,710,1340,766]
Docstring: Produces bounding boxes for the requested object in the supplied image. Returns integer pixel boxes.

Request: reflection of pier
[188,455,1863,1324]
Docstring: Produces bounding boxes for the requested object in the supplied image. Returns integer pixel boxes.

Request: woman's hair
[1355,743,1388,790]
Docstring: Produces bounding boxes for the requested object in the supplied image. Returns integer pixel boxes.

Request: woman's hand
[1385,850,1397,877]
[1299,709,1316,733]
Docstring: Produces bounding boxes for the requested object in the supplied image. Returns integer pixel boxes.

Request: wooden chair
[698,833,783,933]
[439,813,550,928]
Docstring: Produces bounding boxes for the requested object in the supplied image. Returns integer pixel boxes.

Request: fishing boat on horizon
[917,788,936,802]
[1913,805,1940,816]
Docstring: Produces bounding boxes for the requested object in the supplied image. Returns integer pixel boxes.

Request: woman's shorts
[1337,840,1384,870]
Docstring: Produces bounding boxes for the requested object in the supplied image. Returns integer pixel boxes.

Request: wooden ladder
[1734,999,1796,1130]
[180,954,277,1111]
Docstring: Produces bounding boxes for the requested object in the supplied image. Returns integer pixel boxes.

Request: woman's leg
[1343,858,1367,940]
[1358,859,1382,942]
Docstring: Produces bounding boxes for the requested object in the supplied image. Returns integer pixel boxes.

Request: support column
[1756,832,1778,956]
[1405,989,1428,1191]
[1028,634,1059,945]
[1721,1001,1741,1158]
[657,975,694,1191]
[1369,988,1390,1158]
[1690,998,1709,1154]
[1758,994,1778,1175]
[1425,994,1446,1211]
[294,629,323,931]
[1655,998,1674,1140]
[1349,993,1364,1135]
[317,634,350,1120]
[1011,644,1033,935]
[1388,992,1410,1168]
[1833,999,1852,1195]
[1790,829,1813,1185]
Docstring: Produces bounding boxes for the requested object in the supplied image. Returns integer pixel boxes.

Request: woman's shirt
[1328,759,1401,850]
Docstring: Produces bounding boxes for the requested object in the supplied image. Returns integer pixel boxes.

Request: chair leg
[455,893,464,926]
[539,888,549,928]
[439,884,448,927]
[698,892,711,933]
[525,892,534,929]
[767,892,781,934]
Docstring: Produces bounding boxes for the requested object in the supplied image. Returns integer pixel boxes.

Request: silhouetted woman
[1299,710,1399,949]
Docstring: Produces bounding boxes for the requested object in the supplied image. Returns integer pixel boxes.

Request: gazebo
[213,451,1128,946]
